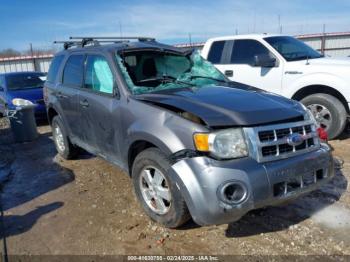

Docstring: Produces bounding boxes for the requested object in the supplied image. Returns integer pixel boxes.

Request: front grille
[273,168,325,197]
[245,120,320,163]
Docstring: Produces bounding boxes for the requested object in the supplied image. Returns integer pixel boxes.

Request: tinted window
[6,73,46,90]
[207,41,225,64]
[231,40,271,64]
[63,55,85,86]
[84,55,114,94]
[47,55,64,83]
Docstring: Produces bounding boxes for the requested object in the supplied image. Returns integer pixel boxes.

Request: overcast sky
[1,0,350,50]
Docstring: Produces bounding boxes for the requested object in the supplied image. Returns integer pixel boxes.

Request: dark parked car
[0,71,47,118]
[44,37,334,228]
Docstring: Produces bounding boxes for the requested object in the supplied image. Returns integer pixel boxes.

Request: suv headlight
[301,104,318,125]
[193,128,248,159]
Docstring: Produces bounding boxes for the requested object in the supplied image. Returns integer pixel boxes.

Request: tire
[301,93,347,139]
[52,115,79,159]
[132,147,190,228]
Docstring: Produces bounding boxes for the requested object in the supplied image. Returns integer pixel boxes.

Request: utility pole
[118,20,122,37]
[188,33,192,46]
[30,43,39,71]
[278,15,282,34]
[30,43,34,57]
[253,10,256,33]
[321,24,326,56]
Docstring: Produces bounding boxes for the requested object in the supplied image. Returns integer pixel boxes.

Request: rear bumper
[169,144,334,226]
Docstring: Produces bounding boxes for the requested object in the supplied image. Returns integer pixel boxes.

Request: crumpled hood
[134,85,305,127]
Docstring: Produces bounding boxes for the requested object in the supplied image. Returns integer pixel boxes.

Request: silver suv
[44,37,334,228]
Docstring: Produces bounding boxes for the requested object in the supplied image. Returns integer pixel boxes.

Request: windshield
[6,73,46,90]
[264,36,322,62]
[116,50,227,95]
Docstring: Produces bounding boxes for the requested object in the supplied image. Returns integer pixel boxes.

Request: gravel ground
[0,117,349,258]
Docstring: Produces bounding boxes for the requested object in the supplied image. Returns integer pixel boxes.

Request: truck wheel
[132,148,190,228]
[301,93,347,139]
[52,116,78,159]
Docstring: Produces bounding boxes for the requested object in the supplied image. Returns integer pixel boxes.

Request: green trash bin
[7,98,38,143]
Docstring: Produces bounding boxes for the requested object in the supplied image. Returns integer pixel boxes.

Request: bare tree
[0,48,21,58]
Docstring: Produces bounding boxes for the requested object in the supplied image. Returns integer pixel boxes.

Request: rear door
[78,53,121,161]
[57,54,85,138]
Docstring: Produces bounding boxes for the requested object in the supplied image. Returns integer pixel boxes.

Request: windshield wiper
[189,75,227,83]
[138,75,195,87]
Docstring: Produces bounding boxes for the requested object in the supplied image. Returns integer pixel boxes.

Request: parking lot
[0,117,349,256]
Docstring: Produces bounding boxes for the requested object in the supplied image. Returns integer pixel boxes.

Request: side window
[47,55,64,83]
[84,55,114,95]
[231,40,271,65]
[63,55,85,86]
[207,41,225,64]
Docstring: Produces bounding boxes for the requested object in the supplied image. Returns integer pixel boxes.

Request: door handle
[224,70,233,77]
[79,99,89,108]
[57,92,68,99]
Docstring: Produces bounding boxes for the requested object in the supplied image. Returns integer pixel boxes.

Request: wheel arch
[291,85,349,113]
[47,106,59,125]
[127,140,159,177]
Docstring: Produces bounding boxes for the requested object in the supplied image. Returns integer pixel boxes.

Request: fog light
[218,181,248,205]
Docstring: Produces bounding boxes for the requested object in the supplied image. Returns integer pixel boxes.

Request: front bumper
[169,144,334,226]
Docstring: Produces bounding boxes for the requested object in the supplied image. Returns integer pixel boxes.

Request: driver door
[214,39,283,95]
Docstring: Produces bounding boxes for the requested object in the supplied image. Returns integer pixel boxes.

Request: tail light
[317,127,328,141]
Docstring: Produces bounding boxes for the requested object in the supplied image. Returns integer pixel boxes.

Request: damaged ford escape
[44,37,334,228]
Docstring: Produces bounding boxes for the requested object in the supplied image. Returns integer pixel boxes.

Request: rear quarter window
[62,55,85,87]
[47,55,64,83]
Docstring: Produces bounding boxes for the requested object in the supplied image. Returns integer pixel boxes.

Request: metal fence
[297,32,350,57]
[0,54,53,74]
[1,31,350,74]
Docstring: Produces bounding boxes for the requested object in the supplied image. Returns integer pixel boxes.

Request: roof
[205,33,283,42]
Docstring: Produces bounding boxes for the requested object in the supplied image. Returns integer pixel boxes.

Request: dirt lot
[0,117,349,257]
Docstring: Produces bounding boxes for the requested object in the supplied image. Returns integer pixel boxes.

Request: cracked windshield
[117,50,227,94]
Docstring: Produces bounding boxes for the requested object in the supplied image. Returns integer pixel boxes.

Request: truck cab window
[231,40,271,65]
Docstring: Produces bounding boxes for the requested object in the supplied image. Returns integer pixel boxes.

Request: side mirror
[254,54,277,68]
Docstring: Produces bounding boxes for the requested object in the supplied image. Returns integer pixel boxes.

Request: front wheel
[132,148,190,228]
[301,93,347,139]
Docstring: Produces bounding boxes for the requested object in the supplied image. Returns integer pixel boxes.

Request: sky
[1,0,350,51]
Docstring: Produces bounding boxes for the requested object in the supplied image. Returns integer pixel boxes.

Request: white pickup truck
[201,34,350,139]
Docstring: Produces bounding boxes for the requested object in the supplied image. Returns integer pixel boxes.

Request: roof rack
[53,38,100,50]
[70,36,155,42]
[54,36,155,50]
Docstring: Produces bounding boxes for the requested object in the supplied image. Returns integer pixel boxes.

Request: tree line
[0,47,57,58]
